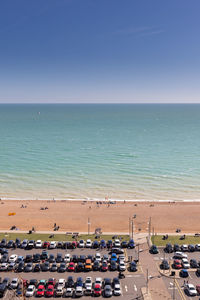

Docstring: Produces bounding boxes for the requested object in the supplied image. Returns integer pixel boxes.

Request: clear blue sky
[0,0,200,103]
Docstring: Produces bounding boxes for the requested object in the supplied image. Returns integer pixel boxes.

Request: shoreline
[2,197,200,202]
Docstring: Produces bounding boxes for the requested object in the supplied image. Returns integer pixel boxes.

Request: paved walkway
[139,243,171,300]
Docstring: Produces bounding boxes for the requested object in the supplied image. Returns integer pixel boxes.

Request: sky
[0,0,200,103]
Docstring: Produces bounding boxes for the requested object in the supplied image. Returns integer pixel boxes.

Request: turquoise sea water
[0,104,200,201]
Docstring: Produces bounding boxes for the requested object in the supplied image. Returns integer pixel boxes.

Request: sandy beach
[0,200,199,234]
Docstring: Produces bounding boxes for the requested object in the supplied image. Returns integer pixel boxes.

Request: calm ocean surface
[0,104,200,201]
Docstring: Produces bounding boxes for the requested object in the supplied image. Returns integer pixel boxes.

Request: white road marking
[125,285,128,292]
[134,284,137,292]
[126,274,141,278]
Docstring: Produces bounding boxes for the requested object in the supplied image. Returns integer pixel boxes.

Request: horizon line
[0,102,200,105]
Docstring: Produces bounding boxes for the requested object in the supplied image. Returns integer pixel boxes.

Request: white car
[114,239,121,248]
[49,241,57,249]
[65,287,73,297]
[85,277,92,288]
[79,240,85,248]
[86,239,92,248]
[75,286,83,297]
[26,285,36,297]
[0,263,8,271]
[55,286,64,296]
[95,253,101,262]
[35,240,42,248]
[174,252,187,259]
[58,278,65,288]
[9,254,18,262]
[181,244,188,252]
[182,258,190,269]
[85,286,92,296]
[113,284,122,296]
[118,255,125,262]
[64,253,71,263]
[185,284,197,296]
[119,261,126,271]
[10,278,19,289]
[95,277,103,287]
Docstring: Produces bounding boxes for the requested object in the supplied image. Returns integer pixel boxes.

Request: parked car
[79,240,85,248]
[36,285,45,297]
[45,285,54,297]
[75,286,83,297]
[24,263,33,272]
[190,259,198,268]
[128,239,135,249]
[130,261,137,272]
[65,287,73,297]
[174,252,187,259]
[181,244,188,252]
[150,245,159,254]
[113,284,122,296]
[25,285,36,297]
[174,244,180,252]
[179,269,188,278]
[86,239,92,248]
[182,258,190,269]
[173,259,182,269]
[35,240,42,248]
[165,243,173,253]
[94,284,102,296]
[188,244,195,252]
[185,284,197,296]
[160,260,170,270]
[10,278,19,289]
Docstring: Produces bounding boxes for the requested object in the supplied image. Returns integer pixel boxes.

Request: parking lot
[0,240,146,299]
[151,245,200,300]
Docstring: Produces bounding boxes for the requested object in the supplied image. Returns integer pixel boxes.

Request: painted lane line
[134,284,137,292]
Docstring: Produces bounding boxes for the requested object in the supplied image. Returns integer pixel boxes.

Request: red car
[36,285,45,297]
[47,278,56,287]
[43,241,50,248]
[93,284,102,296]
[68,262,75,271]
[173,259,182,269]
[72,241,78,248]
[45,285,54,297]
[101,261,108,271]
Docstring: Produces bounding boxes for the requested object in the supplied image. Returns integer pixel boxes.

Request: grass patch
[0,232,129,242]
[152,235,200,247]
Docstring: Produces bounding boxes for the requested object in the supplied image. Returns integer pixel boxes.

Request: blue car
[129,239,135,249]
[100,240,106,248]
[76,277,83,287]
[111,253,117,262]
[179,269,188,278]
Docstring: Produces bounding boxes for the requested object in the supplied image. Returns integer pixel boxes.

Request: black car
[33,253,41,263]
[50,263,58,272]
[130,261,137,272]
[66,276,74,288]
[93,260,100,271]
[7,240,14,249]
[41,262,50,272]
[0,283,7,298]
[149,245,159,254]
[29,279,38,287]
[56,253,63,263]
[121,241,128,248]
[72,255,78,263]
[174,244,180,252]
[41,250,48,260]
[24,263,33,272]
[0,248,8,255]
[79,255,86,263]
[190,259,198,268]
[57,241,63,249]
[33,264,41,272]
[7,263,15,271]
[160,260,170,270]
[62,242,68,249]
[107,240,113,249]
[110,261,117,271]
[1,254,8,263]
[165,243,173,253]
[16,262,24,272]
[104,278,112,287]
[196,268,200,277]
[15,238,21,248]
[110,248,124,255]
[76,262,84,272]
[92,241,99,249]
[58,263,66,273]
[112,278,120,288]
[48,254,55,263]
[0,240,7,248]
[25,255,32,263]
[188,244,195,252]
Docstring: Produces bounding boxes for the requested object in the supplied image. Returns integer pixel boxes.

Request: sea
[0,103,200,201]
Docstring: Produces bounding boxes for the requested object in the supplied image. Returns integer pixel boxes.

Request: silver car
[104,285,112,297]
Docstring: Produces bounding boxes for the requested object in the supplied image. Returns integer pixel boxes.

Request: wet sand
[0,200,198,234]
